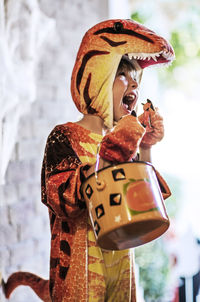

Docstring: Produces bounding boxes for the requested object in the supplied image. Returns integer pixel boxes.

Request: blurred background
[0,0,200,301]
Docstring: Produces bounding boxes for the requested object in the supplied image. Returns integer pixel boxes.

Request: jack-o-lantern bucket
[82,161,169,250]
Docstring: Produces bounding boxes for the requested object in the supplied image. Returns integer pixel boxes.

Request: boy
[3,19,174,302]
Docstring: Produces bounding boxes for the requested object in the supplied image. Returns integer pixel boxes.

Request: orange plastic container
[82,161,169,250]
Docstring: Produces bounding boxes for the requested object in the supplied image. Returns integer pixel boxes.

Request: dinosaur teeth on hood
[128,53,133,60]
[162,51,173,59]
[128,51,163,61]
[151,55,158,62]
[127,50,174,69]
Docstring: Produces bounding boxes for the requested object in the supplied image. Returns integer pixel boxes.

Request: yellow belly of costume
[88,225,132,302]
[79,132,132,301]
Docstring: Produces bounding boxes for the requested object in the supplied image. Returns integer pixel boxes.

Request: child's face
[113,66,140,122]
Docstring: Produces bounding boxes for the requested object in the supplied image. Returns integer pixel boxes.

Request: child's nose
[129,79,138,90]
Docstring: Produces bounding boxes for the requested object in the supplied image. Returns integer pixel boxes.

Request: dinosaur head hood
[71,19,175,129]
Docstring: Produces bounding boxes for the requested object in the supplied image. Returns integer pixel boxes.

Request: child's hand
[99,113,145,162]
[138,100,164,149]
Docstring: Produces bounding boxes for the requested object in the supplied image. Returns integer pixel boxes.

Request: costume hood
[71,19,174,129]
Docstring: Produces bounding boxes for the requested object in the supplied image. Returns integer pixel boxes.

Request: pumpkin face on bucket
[124,178,157,213]
[82,162,169,250]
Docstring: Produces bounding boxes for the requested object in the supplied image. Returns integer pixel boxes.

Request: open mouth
[127,51,174,69]
[122,95,137,113]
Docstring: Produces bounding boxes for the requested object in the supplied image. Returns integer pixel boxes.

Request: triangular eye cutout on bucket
[110,193,122,206]
[95,204,105,219]
[112,168,126,181]
[85,184,93,199]
[94,220,101,236]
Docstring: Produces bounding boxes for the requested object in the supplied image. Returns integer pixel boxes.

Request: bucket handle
[95,144,106,191]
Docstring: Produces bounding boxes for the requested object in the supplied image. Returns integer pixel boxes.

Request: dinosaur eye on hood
[114,22,123,32]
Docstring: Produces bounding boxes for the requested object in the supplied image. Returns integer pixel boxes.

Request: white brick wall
[0,1,108,301]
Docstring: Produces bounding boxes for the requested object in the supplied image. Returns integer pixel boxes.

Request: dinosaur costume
[3,19,174,301]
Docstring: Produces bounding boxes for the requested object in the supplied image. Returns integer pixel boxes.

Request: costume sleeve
[42,126,90,218]
[99,115,145,162]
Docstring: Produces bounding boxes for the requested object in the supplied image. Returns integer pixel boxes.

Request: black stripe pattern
[60,240,71,256]
[59,266,69,280]
[76,50,109,93]
[83,73,97,114]
[94,26,154,44]
[100,35,127,47]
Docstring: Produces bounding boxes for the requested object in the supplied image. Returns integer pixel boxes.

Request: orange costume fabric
[41,122,136,301]
[99,114,145,162]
